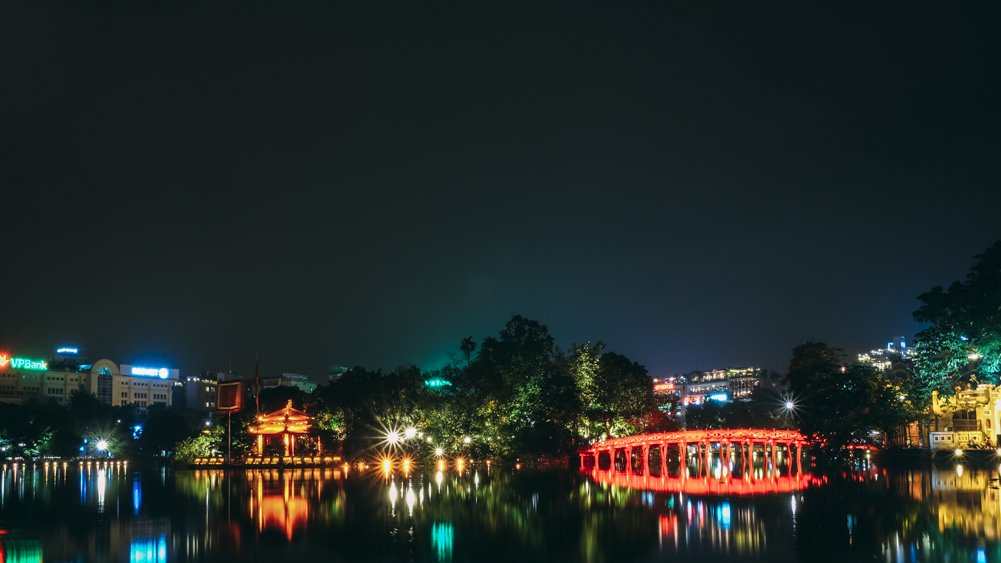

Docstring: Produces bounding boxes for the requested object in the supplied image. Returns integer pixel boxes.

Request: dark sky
[2,3,999,379]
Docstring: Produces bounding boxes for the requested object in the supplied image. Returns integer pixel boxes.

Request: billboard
[217,381,243,413]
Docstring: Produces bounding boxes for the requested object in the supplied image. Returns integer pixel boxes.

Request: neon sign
[10,357,48,371]
[57,346,79,354]
[0,354,8,369]
[131,366,170,379]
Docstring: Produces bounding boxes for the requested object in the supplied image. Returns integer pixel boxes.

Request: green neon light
[424,377,452,389]
[10,357,47,371]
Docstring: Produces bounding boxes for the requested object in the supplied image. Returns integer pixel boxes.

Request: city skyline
[1,331,916,383]
[3,4,998,379]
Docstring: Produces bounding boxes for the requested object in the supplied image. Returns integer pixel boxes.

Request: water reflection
[0,460,998,562]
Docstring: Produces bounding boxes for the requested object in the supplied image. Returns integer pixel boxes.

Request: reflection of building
[930,467,1000,543]
[929,383,1001,450]
[249,400,314,457]
[0,352,178,411]
[246,468,336,540]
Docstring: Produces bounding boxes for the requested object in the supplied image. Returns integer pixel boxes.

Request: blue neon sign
[131,366,169,379]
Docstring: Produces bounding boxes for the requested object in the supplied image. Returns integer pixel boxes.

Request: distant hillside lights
[858,336,911,371]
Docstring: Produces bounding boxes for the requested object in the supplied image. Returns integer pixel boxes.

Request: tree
[138,407,194,457]
[174,425,225,462]
[785,342,908,457]
[460,336,476,367]
[468,315,576,459]
[913,241,1001,397]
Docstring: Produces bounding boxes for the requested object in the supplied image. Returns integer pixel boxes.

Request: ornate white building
[929,381,1001,451]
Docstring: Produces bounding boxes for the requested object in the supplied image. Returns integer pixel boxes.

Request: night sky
[3,4,999,380]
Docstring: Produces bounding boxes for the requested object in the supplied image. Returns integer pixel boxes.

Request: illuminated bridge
[579,428,810,490]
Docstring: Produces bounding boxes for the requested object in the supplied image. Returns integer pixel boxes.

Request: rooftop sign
[8,356,48,371]
[131,366,170,379]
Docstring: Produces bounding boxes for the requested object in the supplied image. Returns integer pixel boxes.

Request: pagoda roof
[249,399,312,435]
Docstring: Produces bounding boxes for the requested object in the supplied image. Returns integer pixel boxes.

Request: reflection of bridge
[584,466,823,495]
[579,429,809,483]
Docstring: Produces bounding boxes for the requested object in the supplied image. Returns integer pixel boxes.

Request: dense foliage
[912,241,1001,396]
[785,342,909,454]
[311,316,657,462]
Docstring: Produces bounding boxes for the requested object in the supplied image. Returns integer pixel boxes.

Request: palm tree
[460,336,476,367]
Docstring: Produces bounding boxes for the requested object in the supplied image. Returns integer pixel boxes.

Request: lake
[0,459,998,562]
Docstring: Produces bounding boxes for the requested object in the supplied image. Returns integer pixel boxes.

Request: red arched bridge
[579,428,809,484]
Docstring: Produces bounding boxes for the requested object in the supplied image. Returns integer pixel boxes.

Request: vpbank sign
[0,354,48,371]
[121,364,179,380]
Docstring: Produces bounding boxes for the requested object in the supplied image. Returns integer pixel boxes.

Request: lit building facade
[651,377,683,418]
[180,372,219,412]
[683,367,764,405]
[0,347,178,411]
[261,372,317,394]
[929,382,1001,451]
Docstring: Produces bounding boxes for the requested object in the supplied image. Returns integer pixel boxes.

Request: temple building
[248,400,314,457]
[929,380,1001,451]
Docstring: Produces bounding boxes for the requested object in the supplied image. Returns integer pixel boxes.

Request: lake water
[0,460,998,562]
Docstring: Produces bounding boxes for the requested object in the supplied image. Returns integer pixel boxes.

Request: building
[929,380,1001,451]
[651,376,683,418]
[858,336,912,372]
[683,367,764,405]
[261,372,317,394]
[0,347,179,411]
[179,372,220,412]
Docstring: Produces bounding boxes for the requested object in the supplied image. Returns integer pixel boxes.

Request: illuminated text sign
[10,357,48,371]
[57,346,79,354]
[131,366,170,379]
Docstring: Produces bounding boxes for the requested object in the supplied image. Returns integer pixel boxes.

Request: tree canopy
[913,241,1001,393]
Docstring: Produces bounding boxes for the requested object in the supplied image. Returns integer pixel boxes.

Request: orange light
[381,457,392,476]
[437,459,446,472]
[402,457,412,475]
